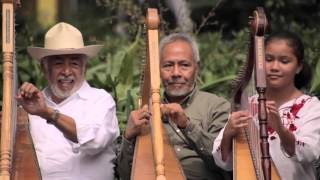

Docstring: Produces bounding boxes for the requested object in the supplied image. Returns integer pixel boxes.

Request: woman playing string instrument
[212,31,320,180]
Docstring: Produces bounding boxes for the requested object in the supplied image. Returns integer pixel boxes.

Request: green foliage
[197,30,248,98]
[311,60,320,96]
[1,0,319,131]
[85,27,144,129]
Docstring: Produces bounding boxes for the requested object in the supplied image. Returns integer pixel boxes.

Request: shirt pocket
[188,113,206,130]
[42,150,74,175]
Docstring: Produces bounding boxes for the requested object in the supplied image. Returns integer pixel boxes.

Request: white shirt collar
[44,81,92,106]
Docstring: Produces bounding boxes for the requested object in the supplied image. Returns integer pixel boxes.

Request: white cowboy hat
[27,22,103,61]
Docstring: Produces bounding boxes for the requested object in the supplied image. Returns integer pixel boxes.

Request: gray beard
[165,88,191,97]
[49,80,83,100]
[164,82,195,98]
[49,84,72,99]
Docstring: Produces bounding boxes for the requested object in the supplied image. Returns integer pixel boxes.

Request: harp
[130,8,185,180]
[232,7,280,180]
[0,1,41,179]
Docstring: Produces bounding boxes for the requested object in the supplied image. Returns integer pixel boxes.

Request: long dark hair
[265,31,312,89]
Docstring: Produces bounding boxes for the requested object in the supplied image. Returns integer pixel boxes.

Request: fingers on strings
[137,107,151,125]
[231,111,252,128]
[18,82,39,98]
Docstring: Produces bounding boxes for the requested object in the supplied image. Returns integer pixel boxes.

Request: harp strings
[138,23,148,107]
[243,74,264,180]
[12,4,18,149]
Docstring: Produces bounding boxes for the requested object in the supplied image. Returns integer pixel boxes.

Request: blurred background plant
[0,0,319,130]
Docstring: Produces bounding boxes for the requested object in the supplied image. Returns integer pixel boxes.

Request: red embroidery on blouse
[289,123,297,131]
[286,98,307,133]
[286,112,291,119]
[268,97,310,141]
[268,126,274,134]
[290,99,306,118]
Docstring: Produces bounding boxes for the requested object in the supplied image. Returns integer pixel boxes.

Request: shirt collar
[163,84,198,108]
[75,81,92,100]
[44,81,91,106]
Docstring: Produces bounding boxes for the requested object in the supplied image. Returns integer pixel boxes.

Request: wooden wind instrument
[130,8,185,180]
[232,7,280,180]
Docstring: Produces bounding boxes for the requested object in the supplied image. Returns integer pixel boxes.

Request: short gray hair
[159,33,200,63]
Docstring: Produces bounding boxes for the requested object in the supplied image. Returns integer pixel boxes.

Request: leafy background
[0,0,319,131]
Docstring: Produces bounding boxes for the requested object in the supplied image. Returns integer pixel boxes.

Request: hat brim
[27,45,103,61]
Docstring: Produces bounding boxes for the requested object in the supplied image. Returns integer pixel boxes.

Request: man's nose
[172,65,181,77]
[61,63,72,75]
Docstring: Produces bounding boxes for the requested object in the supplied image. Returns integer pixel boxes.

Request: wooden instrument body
[1,1,41,179]
[132,128,185,180]
[131,8,185,180]
[11,109,41,180]
[232,7,280,180]
[233,127,280,180]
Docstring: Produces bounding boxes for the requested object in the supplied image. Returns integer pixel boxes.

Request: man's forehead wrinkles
[162,59,192,63]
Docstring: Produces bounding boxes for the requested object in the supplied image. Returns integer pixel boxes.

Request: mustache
[166,79,187,84]
[57,75,75,81]
[166,77,189,84]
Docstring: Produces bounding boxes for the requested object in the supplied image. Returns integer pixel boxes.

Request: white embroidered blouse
[212,94,320,180]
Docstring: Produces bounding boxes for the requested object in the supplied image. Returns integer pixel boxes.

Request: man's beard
[164,78,195,97]
[165,86,193,97]
[49,75,83,99]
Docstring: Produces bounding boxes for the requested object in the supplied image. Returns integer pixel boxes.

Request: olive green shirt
[117,87,230,180]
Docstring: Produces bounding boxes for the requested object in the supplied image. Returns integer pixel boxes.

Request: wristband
[47,109,60,124]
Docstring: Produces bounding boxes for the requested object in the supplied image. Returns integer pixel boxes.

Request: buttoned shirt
[118,87,230,180]
[29,81,119,180]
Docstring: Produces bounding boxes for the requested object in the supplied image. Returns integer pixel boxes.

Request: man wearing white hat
[16,22,119,180]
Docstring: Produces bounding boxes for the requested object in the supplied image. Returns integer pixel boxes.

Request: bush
[1,0,319,131]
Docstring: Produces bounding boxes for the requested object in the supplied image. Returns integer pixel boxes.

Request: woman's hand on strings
[220,111,251,161]
[16,82,48,117]
[266,101,283,133]
[267,101,296,156]
[223,111,251,138]
[124,105,151,140]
